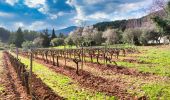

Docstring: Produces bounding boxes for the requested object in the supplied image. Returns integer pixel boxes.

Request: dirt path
[3,52,31,100]
[0,51,19,99]
[4,52,64,100]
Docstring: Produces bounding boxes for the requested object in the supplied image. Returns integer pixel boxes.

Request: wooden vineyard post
[45,51,48,63]
[52,53,55,66]
[74,50,75,59]
[29,50,33,98]
[123,49,126,57]
[97,49,99,64]
[81,47,84,70]
[83,49,86,62]
[52,51,55,66]
[56,55,59,67]
[64,45,66,67]
[104,45,106,66]
[76,61,79,74]
[16,47,18,59]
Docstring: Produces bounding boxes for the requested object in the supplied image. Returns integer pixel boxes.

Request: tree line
[66,0,170,47]
[0,0,170,49]
[0,27,67,49]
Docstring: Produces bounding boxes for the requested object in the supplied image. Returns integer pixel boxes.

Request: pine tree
[15,27,24,47]
[58,33,65,38]
[43,29,50,47]
[51,28,56,39]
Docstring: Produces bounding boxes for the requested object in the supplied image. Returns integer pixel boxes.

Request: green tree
[152,1,170,42]
[42,29,50,47]
[8,32,15,44]
[58,33,65,38]
[15,27,24,47]
[123,29,142,45]
[64,37,74,46]
[23,30,39,41]
[22,41,34,50]
[51,28,57,39]
[0,27,11,43]
[51,38,64,46]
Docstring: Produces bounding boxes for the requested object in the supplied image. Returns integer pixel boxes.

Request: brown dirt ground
[4,52,64,100]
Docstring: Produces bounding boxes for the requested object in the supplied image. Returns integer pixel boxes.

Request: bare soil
[4,52,64,100]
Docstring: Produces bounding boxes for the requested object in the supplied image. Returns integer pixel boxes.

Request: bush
[51,38,64,46]
[123,29,142,45]
[22,41,34,50]
[33,37,44,48]
[64,37,74,46]
[9,44,16,50]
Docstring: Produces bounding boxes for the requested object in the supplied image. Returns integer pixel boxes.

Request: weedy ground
[0,51,4,93]
[11,53,115,100]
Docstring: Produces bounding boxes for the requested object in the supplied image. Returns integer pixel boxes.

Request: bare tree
[69,27,83,47]
[82,26,94,41]
[150,0,167,16]
[102,29,119,45]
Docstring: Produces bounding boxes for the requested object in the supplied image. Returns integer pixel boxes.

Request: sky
[0,0,154,31]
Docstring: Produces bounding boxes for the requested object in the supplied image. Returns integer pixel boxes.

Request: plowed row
[3,52,63,100]
[21,53,148,100]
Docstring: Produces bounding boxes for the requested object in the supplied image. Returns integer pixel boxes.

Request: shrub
[51,38,65,46]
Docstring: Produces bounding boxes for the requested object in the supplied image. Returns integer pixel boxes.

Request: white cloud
[49,11,73,20]
[83,0,105,5]
[0,24,7,28]
[28,21,52,30]
[24,0,65,19]
[5,0,18,6]
[66,0,76,7]
[66,0,86,24]
[66,0,153,25]
[24,0,46,8]
[49,14,58,20]
[118,0,152,13]
[0,12,14,18]
[13,22,24,30]
[87,12,109,20]
[24,0,48,14]
[12,21,50,30]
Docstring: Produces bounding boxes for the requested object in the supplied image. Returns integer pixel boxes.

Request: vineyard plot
[8,46,170,99]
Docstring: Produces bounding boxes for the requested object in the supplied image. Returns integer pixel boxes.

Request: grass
[137,47,170,76]
[142,83,170,100]
[11,53,115,100]
[89,46,170,77]
[0,51,4,94]
[50,44,135,49]
[0,85,4,93]
[51,45,77,49]
[72,49,170,77]
[118,46,170,99]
